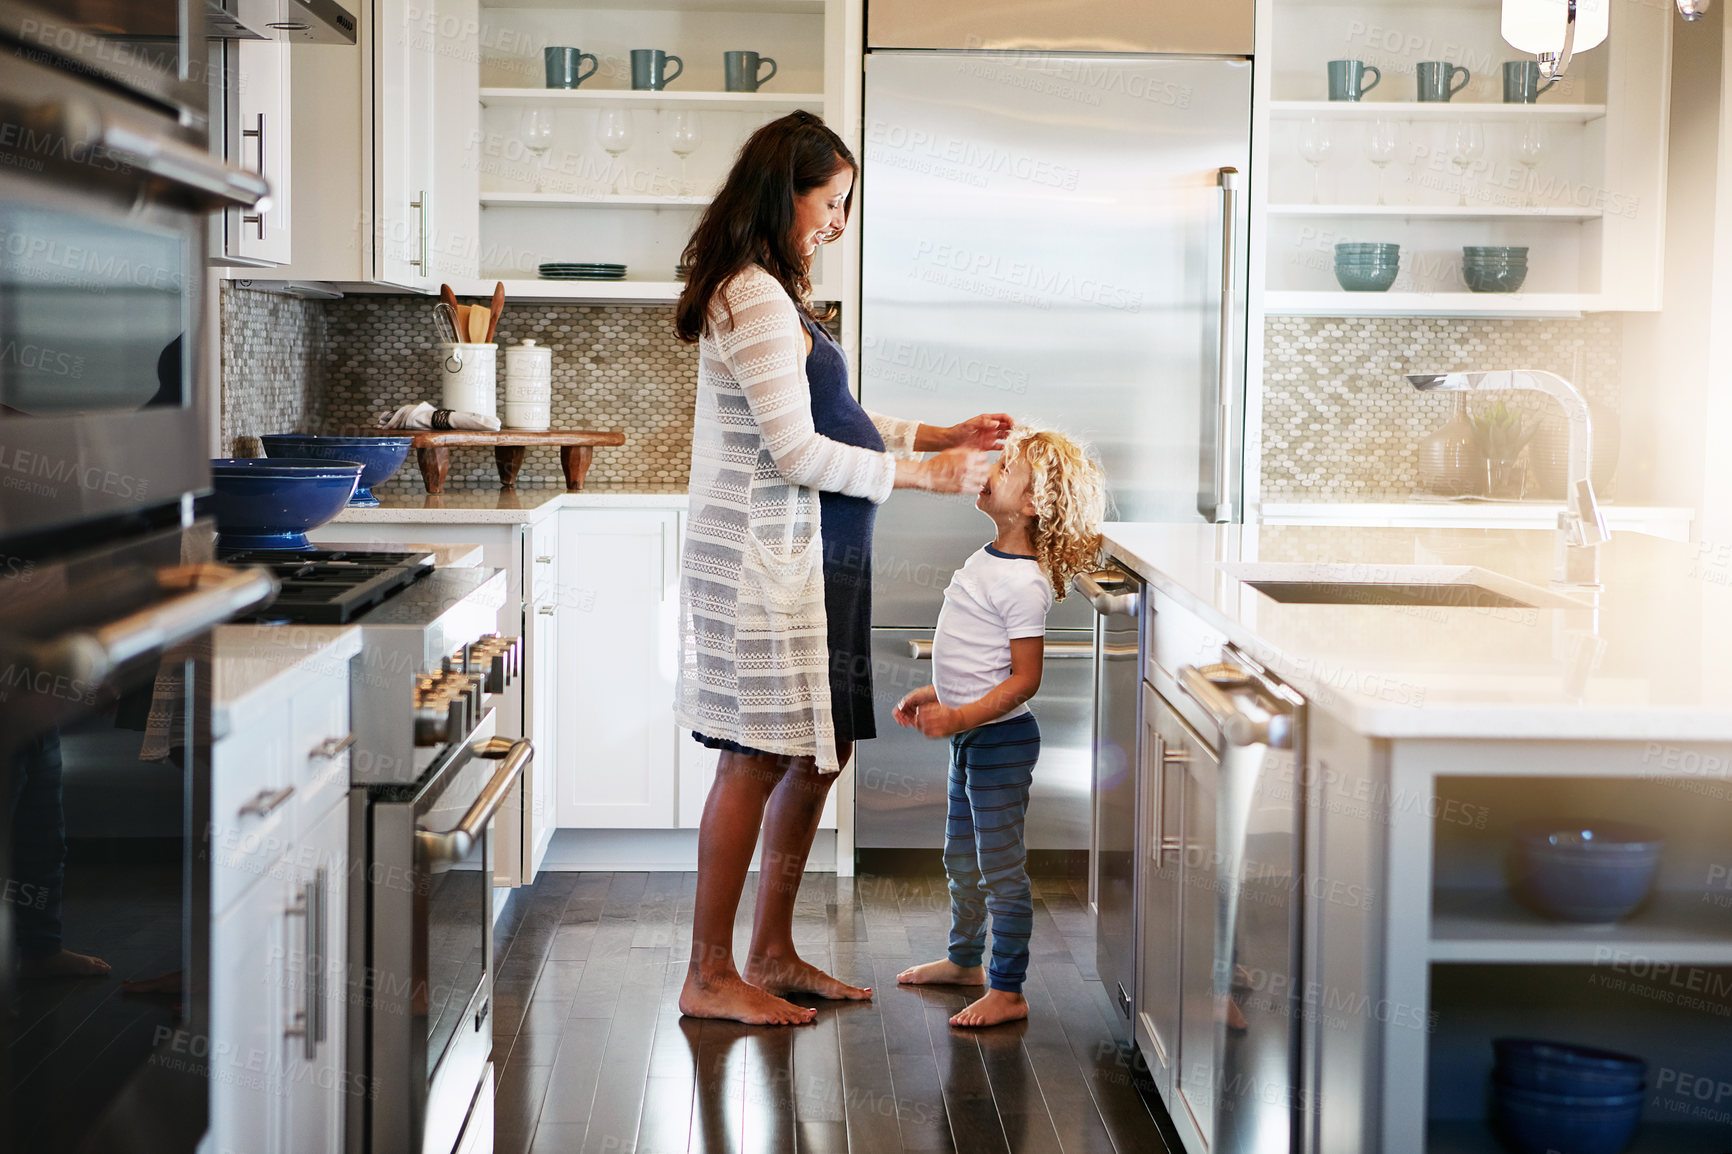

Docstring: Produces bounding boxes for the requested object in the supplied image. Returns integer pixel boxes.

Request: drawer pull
[535,555,554,564]
[239,784,295,819]
[537,604,556,615]
[310,733,356,762]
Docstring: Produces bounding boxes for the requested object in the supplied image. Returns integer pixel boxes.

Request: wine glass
[666,110,702,196]
[1450,121,1485,207]
[1515,122,1546,207]
[1296,119,1332,205]
[596,108,635,196]
[1365,118,1398,206]
[519,107,555,193]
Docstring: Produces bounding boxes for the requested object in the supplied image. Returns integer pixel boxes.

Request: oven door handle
[416,738,534,866]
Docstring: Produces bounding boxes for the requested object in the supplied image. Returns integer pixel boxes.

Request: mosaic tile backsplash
[1258,315,1622,501]
[219,283,328,457]
[320,297,697,491]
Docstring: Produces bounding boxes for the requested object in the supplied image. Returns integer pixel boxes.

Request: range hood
[207,0,357,43]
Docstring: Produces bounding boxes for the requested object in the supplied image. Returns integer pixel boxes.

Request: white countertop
[1101,521,1732,741]
[330,483,689,524]
[212,624,361,737]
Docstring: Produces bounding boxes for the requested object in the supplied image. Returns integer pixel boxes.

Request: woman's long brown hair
[674,110,857,343]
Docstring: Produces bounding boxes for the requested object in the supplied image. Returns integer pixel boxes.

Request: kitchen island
[1097,522,1732,1154]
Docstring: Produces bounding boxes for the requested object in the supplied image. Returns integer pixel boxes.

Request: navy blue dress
[694,311,883,757]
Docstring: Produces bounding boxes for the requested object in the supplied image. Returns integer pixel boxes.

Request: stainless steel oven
[0,527,276,1152]
[0,2,266,546]
[364,714,529,1154]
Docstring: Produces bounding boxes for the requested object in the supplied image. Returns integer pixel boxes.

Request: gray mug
[1503,60,1559,103]
[544,46,598,89]
[723,50,778,93]
[630,48,683,91]
[1417,61,1471,102]
[1327,59,1381,102]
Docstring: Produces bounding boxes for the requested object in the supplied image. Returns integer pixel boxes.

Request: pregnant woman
[674,110,1011,1025]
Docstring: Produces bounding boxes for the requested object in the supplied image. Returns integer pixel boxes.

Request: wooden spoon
[467,301,490,343]
[485,281,505,343]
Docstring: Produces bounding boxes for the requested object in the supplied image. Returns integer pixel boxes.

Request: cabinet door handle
[409,190,429,271]
[537,604,556,615]
[284,876,317,1059]
[309,732,356,762]
[239,784,294,818]
[311,867,327,1046]
[535,555,554,564]
[241,113,267,239]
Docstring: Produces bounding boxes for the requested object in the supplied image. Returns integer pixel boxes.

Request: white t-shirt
[931,544,1055,723]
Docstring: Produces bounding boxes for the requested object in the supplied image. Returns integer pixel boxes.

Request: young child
[893,427,1106,1027]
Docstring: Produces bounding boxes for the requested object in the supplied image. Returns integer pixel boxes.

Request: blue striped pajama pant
[943,712,1040,994]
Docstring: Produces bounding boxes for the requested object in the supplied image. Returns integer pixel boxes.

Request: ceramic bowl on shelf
[1493,1038,1647,1096]
[259,434,412,507]
[1492,1084,1644,1154]
[1334,242,1401,291]
[1463,246,1530,292]
[1507,819,1664,923]
[209,457,363,550]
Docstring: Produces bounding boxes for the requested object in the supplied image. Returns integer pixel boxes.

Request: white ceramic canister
[440,342,498,420]
[502,338,553,430]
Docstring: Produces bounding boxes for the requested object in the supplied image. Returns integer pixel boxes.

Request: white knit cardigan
[676,266,919,772]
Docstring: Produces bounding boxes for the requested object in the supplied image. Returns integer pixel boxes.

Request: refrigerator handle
[1201,167,1240,524]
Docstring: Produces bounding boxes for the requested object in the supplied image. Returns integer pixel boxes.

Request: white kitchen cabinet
[266,0,478,289]
[211,874,287,1154]
[554,508,679,827]
[219,39,293,266]
[281,798,348,1154]
[523,514,561,875]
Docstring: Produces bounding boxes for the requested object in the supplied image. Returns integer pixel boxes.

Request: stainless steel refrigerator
[856,32,1253,857]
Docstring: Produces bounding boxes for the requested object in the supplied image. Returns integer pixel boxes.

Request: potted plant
[1469,400,1540,499]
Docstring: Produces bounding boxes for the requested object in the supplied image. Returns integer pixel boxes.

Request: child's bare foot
[743,953,872,1001]
[19,950,111,980]
[950,988,1027,1027]
[678,970,816,1026]
[896,959,985,986]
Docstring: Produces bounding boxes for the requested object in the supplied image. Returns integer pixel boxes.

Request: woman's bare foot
[678,970,816,1026]
[743,953,872,1001]
[19,950,111,980]
[896,959,985,986]
[950,989,1027,1028]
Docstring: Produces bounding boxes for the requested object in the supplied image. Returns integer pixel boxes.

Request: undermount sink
[1218,564,1588,611]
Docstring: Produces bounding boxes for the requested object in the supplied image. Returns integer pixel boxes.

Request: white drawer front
[211,711,293,917]
[1147,589,1228,688]
[290,671,352,821]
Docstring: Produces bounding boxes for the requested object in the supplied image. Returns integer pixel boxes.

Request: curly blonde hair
[1002,427,1106,601]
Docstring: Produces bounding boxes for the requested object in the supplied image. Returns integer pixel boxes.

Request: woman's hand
[899,448,992,494]
[915,414,1014,453]
[913,702,965,739]
[893,685,938,727]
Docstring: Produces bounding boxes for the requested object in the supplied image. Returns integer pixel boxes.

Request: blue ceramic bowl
[1494,1038,1647,1096]
[1334,261,1399,292]
[1464,263,1529,293]
[1508,820,1663,923]
[209,458,363,550]
[1493,1083,1643,1154]
[259,434,412,507]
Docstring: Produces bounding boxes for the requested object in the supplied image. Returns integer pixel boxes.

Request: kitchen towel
[376,401,502,432]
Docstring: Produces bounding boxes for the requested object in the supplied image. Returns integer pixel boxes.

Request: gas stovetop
[218,547,437,624]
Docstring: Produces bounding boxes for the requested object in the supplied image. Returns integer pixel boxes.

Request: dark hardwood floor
[488,870,1178,1154]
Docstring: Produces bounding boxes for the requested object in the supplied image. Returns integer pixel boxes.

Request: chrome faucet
[1407,370,1610,589]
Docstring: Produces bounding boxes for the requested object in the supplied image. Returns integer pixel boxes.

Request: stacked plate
[539,262,626,281]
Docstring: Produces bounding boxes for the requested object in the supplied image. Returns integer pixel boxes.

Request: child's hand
[893,686,937,727]
[914,702,964,739]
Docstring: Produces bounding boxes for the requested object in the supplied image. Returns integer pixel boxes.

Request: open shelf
[1268,204,1604,221]
[1431,889,1732,965]
[1272,100,1607,123]
[453,277,841,303]
[1429,1120,1732,1153]
[479,88,824,110]
[1264,291,1595,317]
[479,192,710,208]
[480,0,822,10]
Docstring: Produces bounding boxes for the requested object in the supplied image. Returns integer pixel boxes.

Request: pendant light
[1501,0,1608,79]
